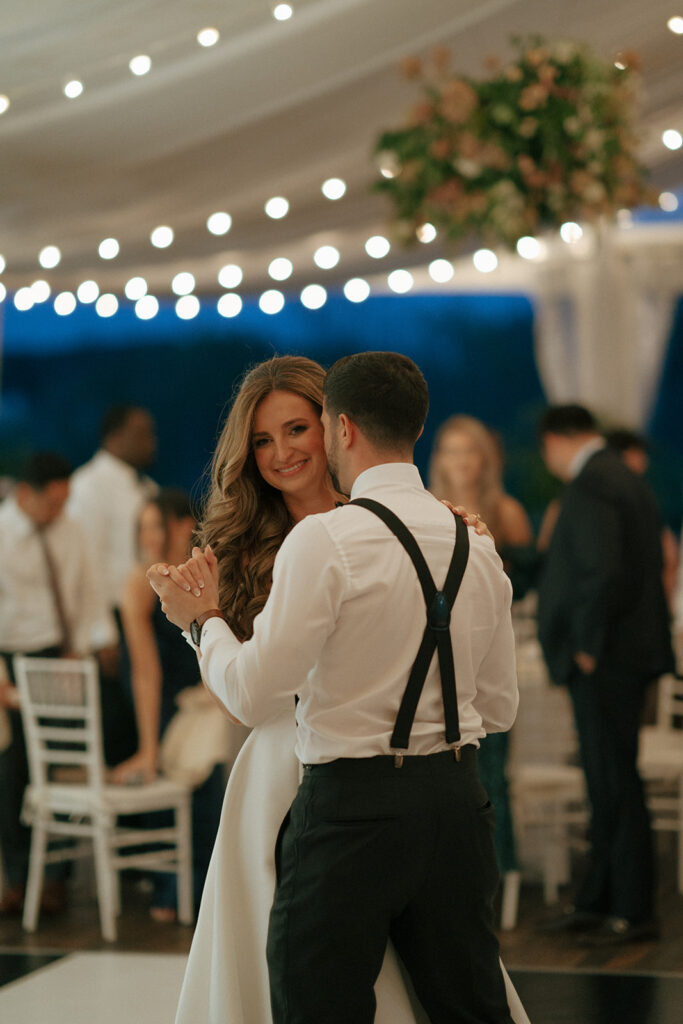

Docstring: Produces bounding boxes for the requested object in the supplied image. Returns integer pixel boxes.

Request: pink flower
[440,79,478,124]
[519,83,549,111]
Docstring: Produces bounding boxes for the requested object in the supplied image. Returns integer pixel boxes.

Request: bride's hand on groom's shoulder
[440,500,494,543]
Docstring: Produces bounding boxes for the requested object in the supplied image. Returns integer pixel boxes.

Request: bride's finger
[168,564,201,597]
[180,558,205,592]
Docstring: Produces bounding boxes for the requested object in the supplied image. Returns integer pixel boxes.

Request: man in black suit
[537,405,674,945]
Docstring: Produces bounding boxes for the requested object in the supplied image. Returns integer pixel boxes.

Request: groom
[150,352,518,1023]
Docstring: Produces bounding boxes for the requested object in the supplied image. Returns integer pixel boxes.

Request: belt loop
[453,746,461,762]
[393,752,404,768]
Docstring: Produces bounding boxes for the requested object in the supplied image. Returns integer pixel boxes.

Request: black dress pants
[266,749,513,1024]
[569,666,654,924]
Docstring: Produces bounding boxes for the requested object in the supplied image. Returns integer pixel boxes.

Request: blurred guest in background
[68,404,158,764]
[429,414,533,589]
[429,414,531,879]
[605,428,679,608]
[537,405,674,945]
[0,453,118,916]
[114,489,223,919]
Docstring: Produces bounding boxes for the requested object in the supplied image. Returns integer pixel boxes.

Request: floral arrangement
[374,38,649,247]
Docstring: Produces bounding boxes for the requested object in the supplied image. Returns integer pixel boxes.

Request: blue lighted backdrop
[1,291,682,528]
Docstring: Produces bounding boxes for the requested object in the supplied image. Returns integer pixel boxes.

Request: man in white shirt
[68,405,158,765]
[68,404,158,611]
[150,353,518,1023]
[0,453,118,915]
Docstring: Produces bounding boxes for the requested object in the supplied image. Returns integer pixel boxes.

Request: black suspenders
[347,498,470,757]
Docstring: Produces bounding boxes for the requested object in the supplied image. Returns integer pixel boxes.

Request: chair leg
[176,798,193,925]
[678,781,683,895]
[500,869,521,930]
[92,825,117,942]
[22,820,48,932]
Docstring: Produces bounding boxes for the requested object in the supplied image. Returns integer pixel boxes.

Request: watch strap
[195,609,225,629]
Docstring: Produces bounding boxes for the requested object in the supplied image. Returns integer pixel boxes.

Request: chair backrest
[14,656,106,790]
[656,674,683,730]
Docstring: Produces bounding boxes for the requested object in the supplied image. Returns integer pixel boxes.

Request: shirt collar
[3,495,41,538]
[97,448,140,482]
[350,462,424,499]
[568,437,606,480]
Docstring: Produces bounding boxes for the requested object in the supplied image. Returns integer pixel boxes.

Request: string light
[313,245,339,270]
[259,289,284,314]
[560,222,583,244]
[516,236,542,259]
[135,295,159,320]
[197,28,220,47]
[417,223,437,243]
[365,236,390,259]
[662,129,683,151]
[387,269,414,294]
[206,212,231,235]
[472,249,498,273]
[77,280,99,303]
[172,272,195,296]
[39,246,61,269]
[659,191,679,212]
[95,293,118,317]
[343,278,370,303]
[0,95,9,115]
[150,225,174,248]
[54,292,77,316]
[176,295,200,319]
[321,178,346,200]
[30,280,51,303]
[0,283,5,303]
[268,257,293,281]
[428,259,454,283]
[129,55,152,77]
[667,16,683,34]
[265,197,289,219]
[218,264,243,289]
[300,284,327,309]
[0,254,6,273]
[14,287,35,311]
[98,237,120,260]
[125,277,147,300]
[272,4,293,21]
[64,79,84,99]
[217,293,243,318]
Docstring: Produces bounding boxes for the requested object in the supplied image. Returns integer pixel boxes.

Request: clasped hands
[147,544,221,633]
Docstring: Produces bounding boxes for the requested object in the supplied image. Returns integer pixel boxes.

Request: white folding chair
[638,673,683,892]
[14,655,193,941]
[508,639,588,905]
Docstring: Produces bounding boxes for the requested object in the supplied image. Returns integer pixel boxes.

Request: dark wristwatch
[190,609,226,646]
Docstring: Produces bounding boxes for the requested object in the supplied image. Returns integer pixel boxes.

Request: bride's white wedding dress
[175,711,530,1024]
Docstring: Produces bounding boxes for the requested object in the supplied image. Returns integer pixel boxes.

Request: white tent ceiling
[1,0,683,301]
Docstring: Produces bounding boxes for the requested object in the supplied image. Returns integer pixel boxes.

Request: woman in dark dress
[114,489,222,919]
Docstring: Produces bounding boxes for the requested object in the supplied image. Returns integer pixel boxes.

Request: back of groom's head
[323,352,429,451]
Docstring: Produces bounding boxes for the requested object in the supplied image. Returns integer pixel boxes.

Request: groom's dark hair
[323,352,428,450]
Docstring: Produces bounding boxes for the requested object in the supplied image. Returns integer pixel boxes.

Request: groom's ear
[338,413,354,449]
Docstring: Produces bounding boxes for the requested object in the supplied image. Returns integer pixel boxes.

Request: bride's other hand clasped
[147,545,221,632]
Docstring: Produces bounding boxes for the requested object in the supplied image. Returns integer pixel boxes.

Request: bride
[172,355,530,1024]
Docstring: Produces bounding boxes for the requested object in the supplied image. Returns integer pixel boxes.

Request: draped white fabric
[533,224,683,426]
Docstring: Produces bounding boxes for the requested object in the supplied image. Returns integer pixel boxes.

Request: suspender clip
[393,752,404,768]
[453,746,461,762]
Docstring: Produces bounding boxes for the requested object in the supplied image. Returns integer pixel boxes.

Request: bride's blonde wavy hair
[197,355,327,640]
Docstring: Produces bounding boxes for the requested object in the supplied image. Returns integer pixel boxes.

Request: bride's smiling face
[252,389,327,498]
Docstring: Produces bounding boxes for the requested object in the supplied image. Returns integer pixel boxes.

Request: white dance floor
[0,951,187,1023]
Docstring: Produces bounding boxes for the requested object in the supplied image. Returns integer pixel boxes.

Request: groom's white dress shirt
[198,463,518,764]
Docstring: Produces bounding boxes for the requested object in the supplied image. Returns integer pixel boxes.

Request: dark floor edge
[508,965,683,979]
